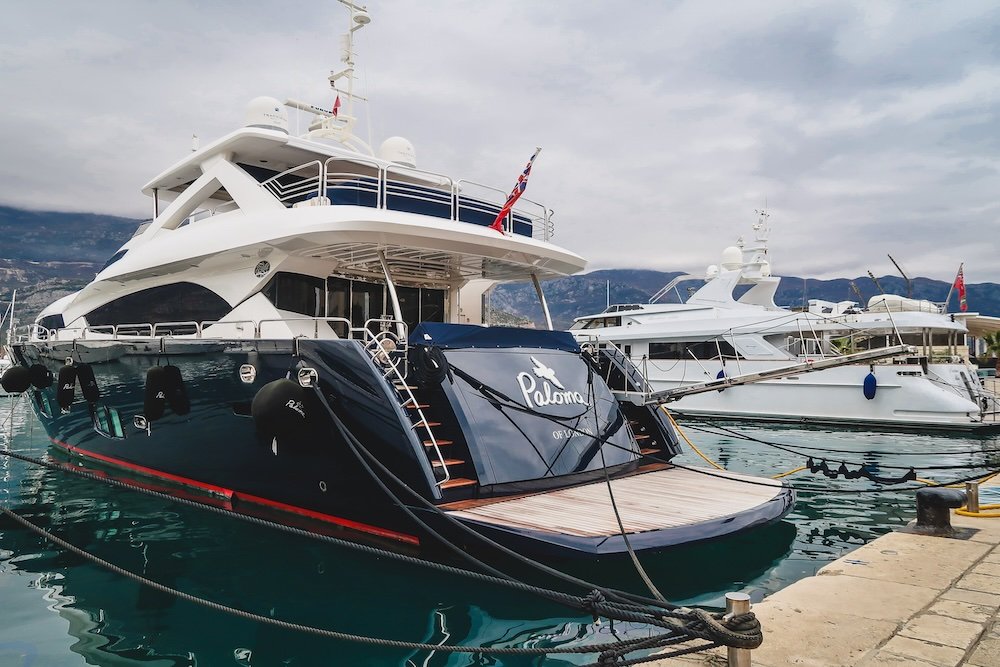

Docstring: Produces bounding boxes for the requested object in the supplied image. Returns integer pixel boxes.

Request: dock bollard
[966,482,980,514]
[725,592,752,667]
[913,488,966,536]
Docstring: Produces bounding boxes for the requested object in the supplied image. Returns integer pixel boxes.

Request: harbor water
[2,397,998,666]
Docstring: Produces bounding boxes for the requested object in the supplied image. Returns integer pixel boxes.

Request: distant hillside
[0,204,997,328]
[0,205,138,320]
[494,271,1000,330]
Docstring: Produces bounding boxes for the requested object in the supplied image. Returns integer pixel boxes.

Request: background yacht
[1,4,791,558]
[571,213,997,430]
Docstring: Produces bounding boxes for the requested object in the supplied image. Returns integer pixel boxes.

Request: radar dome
[378,137,416,167]
[705,264,719,279]
[720,246,743,270]
[244,97,288,133]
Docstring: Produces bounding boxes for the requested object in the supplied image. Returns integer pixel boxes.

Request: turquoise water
[1,398,998,666]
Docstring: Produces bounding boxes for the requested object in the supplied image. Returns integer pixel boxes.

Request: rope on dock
[955,504,1000,518]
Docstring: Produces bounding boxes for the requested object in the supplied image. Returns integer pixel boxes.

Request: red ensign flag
[954,264,968,312]
[490,148,541,233]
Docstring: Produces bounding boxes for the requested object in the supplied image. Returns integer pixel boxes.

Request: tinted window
[262,272,325,317]
[100,249,128,271]
[38,314,65,331]
[86,283,230,327]
[420,289,445,323]
[326,276,445,334]
[649,340,739,360]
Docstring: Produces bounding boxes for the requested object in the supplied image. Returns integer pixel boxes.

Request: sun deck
[444,464,792,554]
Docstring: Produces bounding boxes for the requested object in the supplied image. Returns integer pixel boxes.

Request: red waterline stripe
[236,491,420,545]
[49,437,420,546]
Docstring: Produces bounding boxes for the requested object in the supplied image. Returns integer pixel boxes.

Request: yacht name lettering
[516,373,588,409]
[552,426,594,440]
[285,399,306,418]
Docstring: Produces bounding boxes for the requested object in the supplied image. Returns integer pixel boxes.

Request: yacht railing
[253,157,556,241]
[261,160,324,205]
[257,317,354,340]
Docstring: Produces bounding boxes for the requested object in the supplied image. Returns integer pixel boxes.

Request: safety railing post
[726,592,752,667]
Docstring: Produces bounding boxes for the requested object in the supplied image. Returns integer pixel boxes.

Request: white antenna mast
[285,0,374,154]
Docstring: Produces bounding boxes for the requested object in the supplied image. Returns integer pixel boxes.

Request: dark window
[583,317,621,329]
[397,286,421,330]
[649,340,739,360]
[92,405,126,439]
[326,276,351,337]
[100,249,128,271]
[326,276,446,335]
[262,272,325,317]
[420,289,445,324]
[38,314,65,331]
[352,280,385,331]
[86,283,230,328]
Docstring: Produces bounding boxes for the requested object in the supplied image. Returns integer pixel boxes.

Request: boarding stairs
[361,325,477,497]
[590,344,676,461]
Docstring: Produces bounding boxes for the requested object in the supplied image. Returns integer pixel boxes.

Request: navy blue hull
[11,330,792,559]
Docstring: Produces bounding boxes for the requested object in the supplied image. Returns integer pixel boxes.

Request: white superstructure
[571,213,997,429]
[28,5,583,350]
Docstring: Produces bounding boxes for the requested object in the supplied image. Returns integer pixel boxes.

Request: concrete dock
[653,511,1000,666]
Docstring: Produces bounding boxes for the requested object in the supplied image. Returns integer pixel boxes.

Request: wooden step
[423,440,454,447]
[394,383,418,390]
[634,434,651,440]
[402,400,429,409]
[640,448,660,455]
[440,477,477,490]
[412,420,442,428]
[431,458,466,468]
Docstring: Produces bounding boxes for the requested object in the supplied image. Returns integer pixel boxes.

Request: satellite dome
[244,97,288,133]
[720,246,743,270]
[378,137,416,167]
[705,264,719,279]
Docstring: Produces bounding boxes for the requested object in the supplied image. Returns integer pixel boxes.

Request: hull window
[92,405,126,439]
[649,340,741,361]
[86,283,230,330]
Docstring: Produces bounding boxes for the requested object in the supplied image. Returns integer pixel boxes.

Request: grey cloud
[0,0,997,282]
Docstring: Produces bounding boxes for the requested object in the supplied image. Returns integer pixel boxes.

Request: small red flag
[332,95,341,117]
[490,148,541,233]
[954,265,968,312]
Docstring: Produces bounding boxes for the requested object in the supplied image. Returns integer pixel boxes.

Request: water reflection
[1,400,997,665]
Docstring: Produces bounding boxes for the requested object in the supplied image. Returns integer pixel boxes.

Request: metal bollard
[966,482,980,514]
[726,592,752,667]
[913,488,966,536]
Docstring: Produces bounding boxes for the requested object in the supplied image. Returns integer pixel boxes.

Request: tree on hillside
[982,332,1000,372]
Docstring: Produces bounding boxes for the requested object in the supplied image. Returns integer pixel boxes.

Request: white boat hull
[650,361,989,429]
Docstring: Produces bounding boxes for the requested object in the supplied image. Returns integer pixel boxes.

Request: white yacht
[0,4,792,558]
[571,214,997,430]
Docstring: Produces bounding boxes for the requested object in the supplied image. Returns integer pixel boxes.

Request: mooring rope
[0,444,763,664]
[0,505,728,665]
[443,362,1000,493]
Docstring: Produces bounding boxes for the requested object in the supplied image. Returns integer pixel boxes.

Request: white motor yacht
[571,213,998,430]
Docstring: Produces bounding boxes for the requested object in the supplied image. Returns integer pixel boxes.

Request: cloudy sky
[1,1,998,282]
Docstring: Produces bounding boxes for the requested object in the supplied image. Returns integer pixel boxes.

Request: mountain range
[1,205,996,329]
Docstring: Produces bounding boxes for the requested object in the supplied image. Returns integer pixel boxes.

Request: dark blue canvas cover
[410,322,579,353]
